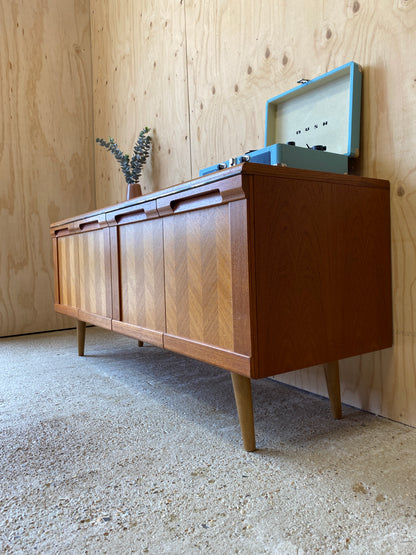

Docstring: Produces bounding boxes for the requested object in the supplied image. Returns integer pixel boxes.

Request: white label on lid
[270,72,351,155]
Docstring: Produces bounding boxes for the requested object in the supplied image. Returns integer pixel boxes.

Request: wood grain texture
[35,0,416,430]
[57,234,81,310]
[185,1,416,181]
[112,320,163,348]
[52,238,60,306]
[163,334,251,376]
[324,361,342,420]
[108,226,121,322]
[55,227,112,328]
[77,319,86,356]
[90,0,191,207]
[231,372,256,451]
[50,165,393,448]
[164,204,235,353]
[117,219,165,332]
[78,229,112,319]
[183,0,416,427]
[247,170,392,378]
[229,199,252,357]
[0,0,94,336]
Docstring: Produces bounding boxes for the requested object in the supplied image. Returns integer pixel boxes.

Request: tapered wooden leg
[77,320,86,356]
[324,360,342,419]
[138,340,144,347]
[231,372,256,452]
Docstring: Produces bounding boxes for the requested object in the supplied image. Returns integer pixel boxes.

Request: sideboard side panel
[253,175,333,375]
[328,181,393,356]
[252,174,392,377]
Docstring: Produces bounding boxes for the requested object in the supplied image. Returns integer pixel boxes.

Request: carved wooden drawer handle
[157,177,246,216]
[106,200,158,225]
[78,220,100,231]
[51,226,71,237]
[168,189,222,214]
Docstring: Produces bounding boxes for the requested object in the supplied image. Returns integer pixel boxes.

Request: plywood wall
[2,1,414,428]
[90,0,191,208]
[91,0,416,428]
[0,0,94,336]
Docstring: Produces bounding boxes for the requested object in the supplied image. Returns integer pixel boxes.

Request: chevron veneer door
[161,196,252,376]
[111,216,165,348]
[51,217,112,329]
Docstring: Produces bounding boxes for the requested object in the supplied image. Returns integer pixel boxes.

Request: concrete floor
[1,327,416,554]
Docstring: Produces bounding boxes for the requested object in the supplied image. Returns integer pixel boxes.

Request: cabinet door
[159,180,252,375]
[52,215,112,328]
[55,233,80,317]
[110,202,165,347]
[77,227,112,328]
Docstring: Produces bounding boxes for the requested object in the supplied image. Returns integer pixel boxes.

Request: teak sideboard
[50,163,393,451]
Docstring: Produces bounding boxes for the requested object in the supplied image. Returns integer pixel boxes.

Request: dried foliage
[96,127,152,185]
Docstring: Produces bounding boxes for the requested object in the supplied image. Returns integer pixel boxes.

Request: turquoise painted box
[199,61,362,176]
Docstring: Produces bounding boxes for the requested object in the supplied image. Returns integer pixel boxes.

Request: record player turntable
[199,61,362,176]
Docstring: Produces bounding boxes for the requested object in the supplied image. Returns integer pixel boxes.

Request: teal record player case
[199,61,362,176]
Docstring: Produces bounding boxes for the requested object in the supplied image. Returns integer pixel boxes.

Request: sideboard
[50,163,393,451]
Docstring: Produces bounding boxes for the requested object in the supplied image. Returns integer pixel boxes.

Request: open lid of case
[265,61,362,157]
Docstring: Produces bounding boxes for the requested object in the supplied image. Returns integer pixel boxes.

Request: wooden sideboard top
[50,162,390,230]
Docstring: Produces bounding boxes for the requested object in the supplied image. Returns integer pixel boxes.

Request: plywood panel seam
[87,0,97,211]
[182,0,193,178]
